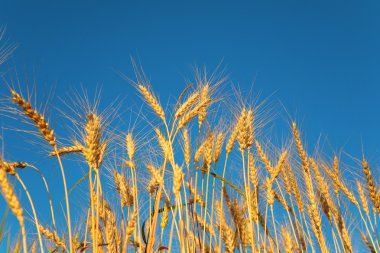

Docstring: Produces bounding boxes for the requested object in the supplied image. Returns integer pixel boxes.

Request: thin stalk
[15,174,44,253]
[30,165,57,232]
[54,147,73,253]
[270,205,279,252]
[218,155,230,253]
[88,167,96,253]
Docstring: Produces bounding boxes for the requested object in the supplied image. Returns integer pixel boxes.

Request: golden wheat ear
[0,166,27,253]
[362,160,379,212]
[10,89,56,146]
[38,224,67,250]
[48,145,83,156]
[138,84,166,121]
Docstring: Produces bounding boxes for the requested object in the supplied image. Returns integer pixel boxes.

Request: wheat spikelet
[240,219,254,247]
[281,227,293,253]
[336,214,352,252]
[160,200,170,230]
[11,89,56,146]
[220,221,235,253]
[30,240,37,253]
[194,133,210,163]
[281,162,292,194]
[225,199,245,236]
[126,133,135,161]
[213,131,224,163]
[339,182,359,207]
[9,162,30,169]
[310,159,329,199]
[198,84,209,128]
[203,133,213,170]
[303,162,324,245]
[195,213,216,236]
[248,154,258,188]
[123,160,136,169]
[0,160,17,175]
[146,164,163,194]
[172,164,183,198]
[216,200,235,253]
[188,182,205,207]
[49,145,83,156]
[177,99,208,130]
[38,224,66,249]
[104,204,118,252]
[324,167,359,207]
[292,122,309,173]
[357,181,370,215]
[289,169,304,213]
[307,206,327,253]
[175,91,199,119]
[272,151,287,179]
[264,177,275,205]
[247,190,259,222]
[310,159,337,219]
[138,84,165,121]
[155,128,171,159]
[0,166,24,230]
[317,192,332,223]
[245,110,254,148]
[125,209,137,241]
[274,190,291,212]
[361,232,376,253]
[255,140,273,174]
[237,109,247,150]
[215,200,224,224]
[362,160,379,212]
[225,118,240,155]
[147,179,159,194]
[183,128,191,167]
[83,113,104,169]
[114,171,134,207]
[98,142,107,167]
[238,109,254,150]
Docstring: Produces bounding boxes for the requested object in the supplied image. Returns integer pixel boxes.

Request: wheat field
[0,29,379,253]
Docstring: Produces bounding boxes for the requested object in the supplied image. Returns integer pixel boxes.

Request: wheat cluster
[0,75,380,253]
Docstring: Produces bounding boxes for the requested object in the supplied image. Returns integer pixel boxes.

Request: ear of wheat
[11,90,56,146]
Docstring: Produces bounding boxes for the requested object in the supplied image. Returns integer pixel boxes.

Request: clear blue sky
[1,0,379,153]
[0,0,380,246]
